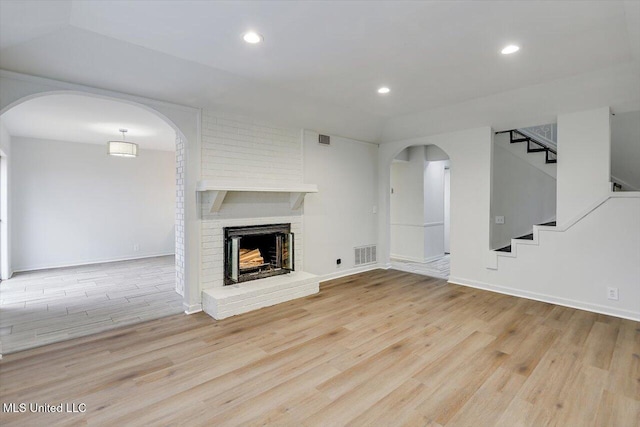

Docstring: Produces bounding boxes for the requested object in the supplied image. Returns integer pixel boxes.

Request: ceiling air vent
[319,134,331,145]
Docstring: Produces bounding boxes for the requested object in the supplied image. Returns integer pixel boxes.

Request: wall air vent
[354,245,377,266]
[319,134,331,145]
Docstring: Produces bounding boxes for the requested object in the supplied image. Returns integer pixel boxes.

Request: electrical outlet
[133,244,140,252]
[495,216,505,224]
[607,287,619,301]
[336,258,341,266]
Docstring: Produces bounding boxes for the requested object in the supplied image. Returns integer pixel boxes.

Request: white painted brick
[202,272,319,319]
[174,135,185,297]
[199,111,309,313]
[201,110,302,183]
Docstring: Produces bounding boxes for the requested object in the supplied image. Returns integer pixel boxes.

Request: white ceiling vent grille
[355,245,377,266]
[319,134,331,145]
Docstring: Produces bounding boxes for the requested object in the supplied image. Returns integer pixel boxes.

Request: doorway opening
[389,144,450,279]
[0,92,185,354]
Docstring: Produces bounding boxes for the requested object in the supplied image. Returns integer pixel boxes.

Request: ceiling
[0,1,639,142]
[1,94,176,151]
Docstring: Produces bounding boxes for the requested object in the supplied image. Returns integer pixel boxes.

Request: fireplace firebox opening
[224,223,294,285]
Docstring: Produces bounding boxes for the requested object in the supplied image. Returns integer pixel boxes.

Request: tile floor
[390,254,450,279]
[0,255,183,354]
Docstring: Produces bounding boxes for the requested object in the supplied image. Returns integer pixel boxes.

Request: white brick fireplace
[198,111,319,319]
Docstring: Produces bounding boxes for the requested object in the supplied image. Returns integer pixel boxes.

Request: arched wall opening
[377,127,493,283]
[389,144,451,276]
[0,72,201,313]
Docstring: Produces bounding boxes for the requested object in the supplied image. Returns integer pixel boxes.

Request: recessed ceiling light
[243,32,263,44]
[501,45,520,55]
[377,87,390,94]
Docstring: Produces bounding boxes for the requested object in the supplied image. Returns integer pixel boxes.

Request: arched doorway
[388,144,451,278]
[0,90,189,353]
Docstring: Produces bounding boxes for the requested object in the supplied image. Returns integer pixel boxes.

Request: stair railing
[496,129,557,164]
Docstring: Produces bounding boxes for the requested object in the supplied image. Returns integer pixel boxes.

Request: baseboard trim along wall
[318,264,382,283]
[183,303,203,314]
[12,252,176,274]
[390,254,444,264]
[448,276,640,322]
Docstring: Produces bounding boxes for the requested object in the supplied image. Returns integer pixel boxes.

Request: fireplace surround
[224,223,294,285]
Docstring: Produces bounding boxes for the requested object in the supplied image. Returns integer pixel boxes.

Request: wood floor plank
[346,378,427,427]
[594,388,640,427]
[304,353,428,426]
[445,367,526,427]
[1,268,638,426]
[583,321,620,370]
[606,319,640,400]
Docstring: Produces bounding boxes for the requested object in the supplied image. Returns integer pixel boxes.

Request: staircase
[495,221,556,253]
[494,129,558,253]
[497,129,557,164]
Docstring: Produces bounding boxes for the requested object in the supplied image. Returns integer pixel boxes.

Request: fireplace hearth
[224,223,294,285]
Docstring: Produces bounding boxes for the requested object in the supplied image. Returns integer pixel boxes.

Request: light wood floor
[0,269,638,426]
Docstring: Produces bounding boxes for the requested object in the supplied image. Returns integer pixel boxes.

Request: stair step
[511,138,530,143]
[545,159,557,164]
[527,148,547,153]
[516,233,534,240]
[496,245,512,253]
[539,221,556,226]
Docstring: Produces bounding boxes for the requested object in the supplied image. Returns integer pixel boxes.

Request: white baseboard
[184,302,202,314]
[390,254,443,263]
[448,276,640,322]
[318,264,381,283]
[379,262,392,270]
[12,252,176,274]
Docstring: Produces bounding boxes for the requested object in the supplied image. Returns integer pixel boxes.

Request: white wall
[423,160,446,260]
[380,116,640,321]
[0,119,10,154]
[12,137,175,271]
[486,195,640,320]
[611,110,640,190]
[379,127,494,279]
[0,120,11,279]
[444,168,450,253]
[303,130,378,277]
[380,62,640,143]
[556,107,611,225]
[491,134,557,249]
[394,147,410,162]
[390,146,426,261]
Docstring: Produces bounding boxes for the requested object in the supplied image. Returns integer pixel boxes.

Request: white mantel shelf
[196,180,318,213]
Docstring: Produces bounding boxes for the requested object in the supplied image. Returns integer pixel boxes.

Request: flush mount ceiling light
[243,31,263,44]
[377,87,391,94]
[107,129,138,158]
[501,44,520,55]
